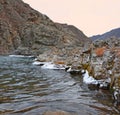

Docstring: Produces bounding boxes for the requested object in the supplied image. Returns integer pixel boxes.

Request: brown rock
[95,47,106,57]
[0,0,90,55]
[43,110,77,115]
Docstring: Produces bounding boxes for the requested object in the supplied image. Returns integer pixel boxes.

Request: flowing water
[0,56,120,115]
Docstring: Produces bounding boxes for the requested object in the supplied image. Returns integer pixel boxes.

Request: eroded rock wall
[0,0,90,55]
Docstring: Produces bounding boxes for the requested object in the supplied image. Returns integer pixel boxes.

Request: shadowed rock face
[0,0,90,55]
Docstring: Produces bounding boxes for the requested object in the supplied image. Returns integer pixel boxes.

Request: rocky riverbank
[34,37,120,104]
[92,37,120,103]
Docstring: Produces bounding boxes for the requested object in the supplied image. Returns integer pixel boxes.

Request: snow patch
[83,70,98,85]
[33,61,66,70]
[32,61,46,66]
[83,70,111,89]
[9,55,34,58]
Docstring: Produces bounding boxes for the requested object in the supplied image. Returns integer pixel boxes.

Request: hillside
[90,28,120,41]
[0,0,90,55]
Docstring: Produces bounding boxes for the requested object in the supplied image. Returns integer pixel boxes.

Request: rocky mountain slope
[90,27,120,41]
[0,0,90,55]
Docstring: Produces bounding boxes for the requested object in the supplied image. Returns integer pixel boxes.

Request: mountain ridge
[0,0,90,55]
[90,27,120,40]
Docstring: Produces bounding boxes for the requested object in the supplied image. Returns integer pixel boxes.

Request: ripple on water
[0,56,120,114]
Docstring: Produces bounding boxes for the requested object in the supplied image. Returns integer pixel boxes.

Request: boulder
[43,110,77,115]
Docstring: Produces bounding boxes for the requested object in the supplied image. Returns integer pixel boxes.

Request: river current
[0,56,120,115]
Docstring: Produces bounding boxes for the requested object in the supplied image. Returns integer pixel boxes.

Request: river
[0,56,120,115]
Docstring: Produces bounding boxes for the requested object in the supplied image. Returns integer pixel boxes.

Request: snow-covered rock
[41,62,65,70]
[83,70,98,85]
[33,61,66,70]
[82,70,111,90]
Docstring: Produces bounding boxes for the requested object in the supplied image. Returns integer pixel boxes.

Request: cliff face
[0,0,90,55]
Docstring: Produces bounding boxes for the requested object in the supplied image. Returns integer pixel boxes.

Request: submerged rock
[43,110,77,115]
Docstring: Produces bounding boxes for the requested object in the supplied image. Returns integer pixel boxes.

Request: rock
[66,66,82,75]
[43,110,77,115]
[0,0,90,55]
[113,77,120,101]
[95,47,107,57]
[110,57,120,102]
[89,38,120,102]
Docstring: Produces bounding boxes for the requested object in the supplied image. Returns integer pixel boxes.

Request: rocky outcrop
[47,36,120,103]
[0,0,90,55]
[82,37,120,103]
[43,110,77,115]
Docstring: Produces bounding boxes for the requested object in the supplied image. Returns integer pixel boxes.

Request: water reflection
[0,56,120,114]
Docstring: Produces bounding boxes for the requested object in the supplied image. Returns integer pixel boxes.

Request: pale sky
[23,0,120,36]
